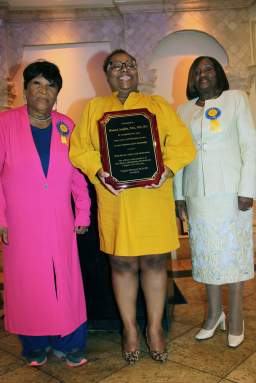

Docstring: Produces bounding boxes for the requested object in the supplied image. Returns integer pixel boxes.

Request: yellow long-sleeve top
[70,91,196,256]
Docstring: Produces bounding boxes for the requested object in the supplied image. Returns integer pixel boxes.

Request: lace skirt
[186,194,254,284]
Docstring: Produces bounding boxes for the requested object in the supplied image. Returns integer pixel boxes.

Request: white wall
[148,30,228,108]
[13,42,111,123]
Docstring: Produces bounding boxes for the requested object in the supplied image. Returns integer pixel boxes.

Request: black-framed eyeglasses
[107,60,137,72]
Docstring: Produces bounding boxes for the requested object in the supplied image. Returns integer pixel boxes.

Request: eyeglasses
[107,61,137,72]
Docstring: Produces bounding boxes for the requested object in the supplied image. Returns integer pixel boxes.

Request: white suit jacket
[173,90,256,199]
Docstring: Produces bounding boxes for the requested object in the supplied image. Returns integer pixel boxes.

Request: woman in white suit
[174,56,256,348]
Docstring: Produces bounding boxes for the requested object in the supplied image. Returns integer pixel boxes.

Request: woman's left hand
[75,226,88,235]
[145,166,173,189]
[238,196,254,211]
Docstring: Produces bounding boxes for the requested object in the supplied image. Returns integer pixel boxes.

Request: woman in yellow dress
[70,49,196,363]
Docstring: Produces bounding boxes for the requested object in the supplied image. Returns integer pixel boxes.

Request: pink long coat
[0,105,90,336]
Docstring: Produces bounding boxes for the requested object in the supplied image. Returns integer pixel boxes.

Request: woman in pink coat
[0,61,91,367]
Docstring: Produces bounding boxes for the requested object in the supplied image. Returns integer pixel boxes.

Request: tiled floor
[0,255,256,383]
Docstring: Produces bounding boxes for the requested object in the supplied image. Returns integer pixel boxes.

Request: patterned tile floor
[0,251,256,382]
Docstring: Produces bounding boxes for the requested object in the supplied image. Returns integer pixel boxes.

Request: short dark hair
[186,56,229,100]
[103,49,137,74]
[23,60,63,92]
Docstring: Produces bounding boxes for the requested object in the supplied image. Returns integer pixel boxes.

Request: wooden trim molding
[251,20,256,64]
[0,0,255,20]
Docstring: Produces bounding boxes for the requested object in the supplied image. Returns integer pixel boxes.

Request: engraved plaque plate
[98,108,164,189]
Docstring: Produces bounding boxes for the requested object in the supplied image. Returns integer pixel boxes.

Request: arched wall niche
[129,9,253,97]
[145,29,228,107]
[140,26,253,101]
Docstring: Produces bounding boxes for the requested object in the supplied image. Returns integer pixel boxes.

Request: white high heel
[195,312,226,340]
[228,321,244,348]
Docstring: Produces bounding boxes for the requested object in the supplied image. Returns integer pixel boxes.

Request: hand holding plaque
[98,108,164,190]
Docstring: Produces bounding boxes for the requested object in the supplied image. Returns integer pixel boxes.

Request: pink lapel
[50,111,72,178]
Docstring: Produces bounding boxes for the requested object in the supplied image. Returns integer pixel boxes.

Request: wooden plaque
[98,108,164,190]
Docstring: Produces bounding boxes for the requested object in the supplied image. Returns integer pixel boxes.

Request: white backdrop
[13,42,111,123]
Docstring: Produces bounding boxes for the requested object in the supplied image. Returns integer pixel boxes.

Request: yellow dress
[70,92,196,256]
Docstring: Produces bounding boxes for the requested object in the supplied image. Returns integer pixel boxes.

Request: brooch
[205,107,222,133]
[57,121,69,144]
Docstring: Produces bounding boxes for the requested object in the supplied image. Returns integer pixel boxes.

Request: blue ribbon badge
[205,107,222,133]
[57,121,69,144]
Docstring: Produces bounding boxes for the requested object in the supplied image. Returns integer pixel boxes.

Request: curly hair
[23,60,62,92]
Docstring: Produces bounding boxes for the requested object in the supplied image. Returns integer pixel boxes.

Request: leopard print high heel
[122,349,140,364]
[145,329,168,363]
[149,349,168,362]
[122,330,140,364]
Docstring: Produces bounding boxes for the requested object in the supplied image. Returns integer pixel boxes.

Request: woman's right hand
[97,169,122,196]
[0,226,8,245]
[175,200,187,221]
